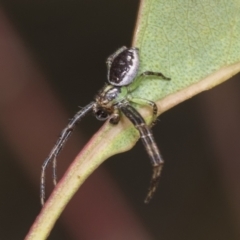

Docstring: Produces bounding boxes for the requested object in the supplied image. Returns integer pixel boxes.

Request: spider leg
[118,101,164,203]
[109,108,120,125]
[129,97,158,127]
[40,101,94,205]
[139,71,171,80]
[127,70,170,93]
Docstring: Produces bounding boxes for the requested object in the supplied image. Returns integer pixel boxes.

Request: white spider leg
[40,102,94,205]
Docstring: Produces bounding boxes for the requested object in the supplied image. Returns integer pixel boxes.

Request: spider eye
[95,108,110,121]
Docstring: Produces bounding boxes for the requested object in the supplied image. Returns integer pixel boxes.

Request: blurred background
[0,1,240,239]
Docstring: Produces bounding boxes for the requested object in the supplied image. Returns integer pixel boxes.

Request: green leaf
[26,1,240,239]
[133,0,240,102]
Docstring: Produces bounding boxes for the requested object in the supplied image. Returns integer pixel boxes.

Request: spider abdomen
[107,47,139,86]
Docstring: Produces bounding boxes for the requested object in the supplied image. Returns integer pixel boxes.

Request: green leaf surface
[26,1,240,239]
[132,0,240,101]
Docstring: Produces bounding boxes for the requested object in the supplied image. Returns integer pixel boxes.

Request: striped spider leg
[117,100,164,203]
[40,102,94,205]
[41,46,170,205]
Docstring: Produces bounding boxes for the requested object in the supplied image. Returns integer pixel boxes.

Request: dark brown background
[0,1,239,239]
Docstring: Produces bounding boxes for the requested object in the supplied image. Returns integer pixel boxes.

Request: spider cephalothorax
[41,46,170,205]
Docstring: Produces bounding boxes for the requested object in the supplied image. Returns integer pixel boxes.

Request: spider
[41,46,170,205]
